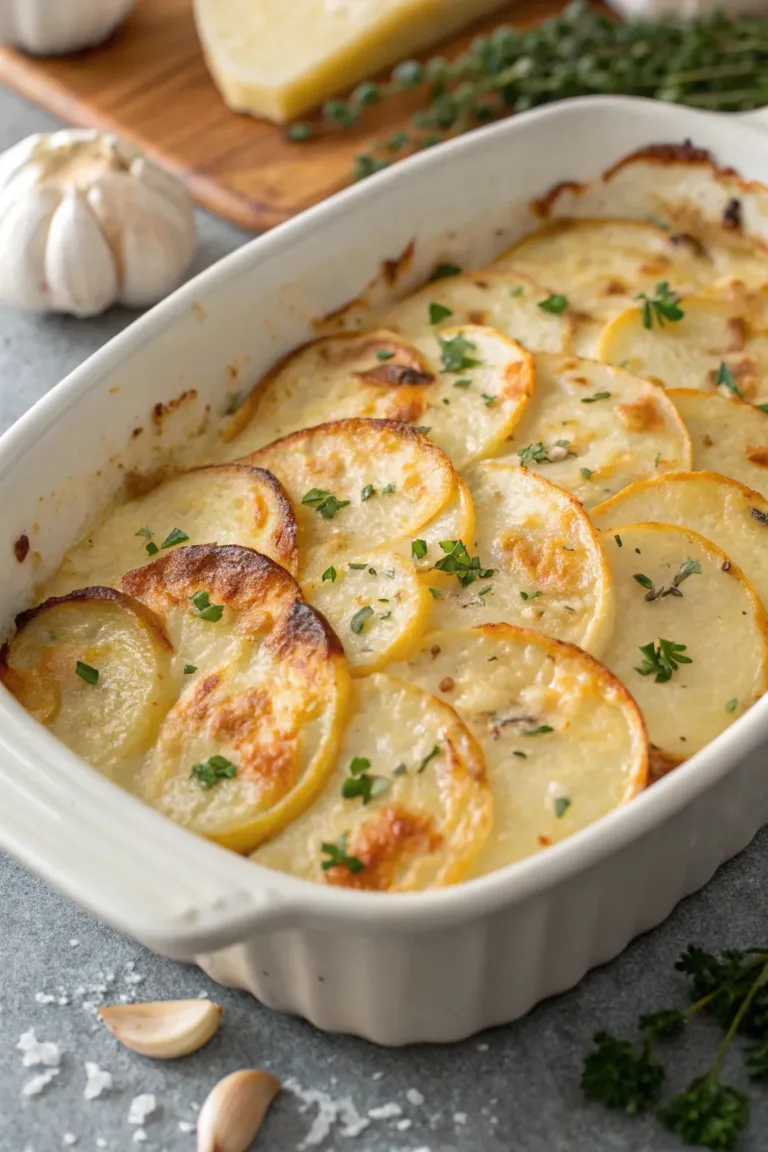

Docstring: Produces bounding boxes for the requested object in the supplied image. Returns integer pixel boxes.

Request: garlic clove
[98,999,222,1060]
[196,1069,281,1152]
[45,190,118,317]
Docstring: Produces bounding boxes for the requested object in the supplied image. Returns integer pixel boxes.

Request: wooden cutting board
[0,0,601,232]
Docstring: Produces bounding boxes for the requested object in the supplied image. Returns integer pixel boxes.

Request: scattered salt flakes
[132,1130,147,1144]
[62,1135,77,1146]
[118,994,131,1003]
[197,990,209,999]
[476,1042,489,1052]
[125,961,135,971]
[58,998,70,1007]
[191,1101,200,1112]
[338,1100,369,1139]
[396,1118,413,1131]
[371,1071,385,1081]
[22,1068,60,1096]
[18,1029,62,1067]
[369,1103,402,1120]
[69,939,79,947]
[178,1121,195,1134]
[128,1094,157,1125]
[35,992,57,1005]
[96,1141,108,1149]
[125,972,144,986]
[453,1112,467,1125]
[406,1088,424,1107]
[84,1062,113,1100]
[284,1079,368,1148]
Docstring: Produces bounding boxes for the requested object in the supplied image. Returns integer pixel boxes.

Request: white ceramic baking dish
[4,95,768,1046]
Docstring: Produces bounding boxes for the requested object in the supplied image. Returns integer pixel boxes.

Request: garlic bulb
[0,130,196,317]
[0,0,135,55]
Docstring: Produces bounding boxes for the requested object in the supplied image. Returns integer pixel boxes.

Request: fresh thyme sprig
[637,282,685,329]
[285,3,768,181]
[582,945,768,1150]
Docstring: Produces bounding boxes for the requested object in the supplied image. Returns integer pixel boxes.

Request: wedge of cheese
[194,0,511,124]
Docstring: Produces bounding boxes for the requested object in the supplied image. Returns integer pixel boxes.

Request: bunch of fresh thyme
[582,944,768,1150]
[286,1,768,181]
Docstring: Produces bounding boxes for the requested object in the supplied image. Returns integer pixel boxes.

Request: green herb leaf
[428,587,441,599]
[522,725,553,736]
[382,483,396,494]
[716,361,741,397]
[429,262,462,281]
[191,755,237,789]
[393,763,408,776]
[615,534,623,548]
[349,756,371,775]
[287,122,312,142]
[658,1076,748,1151]
[342,774,392,805]
[634,573,655,589]
[554,796,571,818]
[301,488,351,520]
[361,483,376,501]
[636,282,685,329]
[320,833,364,873]
[434,539,495,588]
[538,294,569,314]
[635,638,692,682]
[160,527,189,549]
[438,333,481,373]
[135,527,152,539]
[322,566,337,583]
[481,393,496,406]
[411,539,428,560]
[509,286,525,298]
[639,1009,687,1041]
[520,590,541,601]
[581,1032,665,1114]
[183,664,197,675]
[429,302,454,324]
[146,541,159,556]
[580,467,593,480]
[581,391,612,403]
[350,605,374,634]
[414,426,431,436]
[417,744,440,773]
[190,590,224,622]
[376,349,395,361]
[75,661,99,685]
[517,440,572,467]
[348,562,368,570]
[453,377,472,390]
[726,698,739,713]
[513,750,527,759]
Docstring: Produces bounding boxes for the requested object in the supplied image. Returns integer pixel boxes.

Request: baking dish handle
[0,691,285,957]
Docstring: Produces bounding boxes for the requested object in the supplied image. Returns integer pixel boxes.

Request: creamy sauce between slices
[6,175,768,890]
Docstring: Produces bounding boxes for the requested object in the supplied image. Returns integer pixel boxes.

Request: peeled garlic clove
[98,999,222,1059]
[197,1069,281,1152]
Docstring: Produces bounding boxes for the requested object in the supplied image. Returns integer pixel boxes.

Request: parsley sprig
[433,539,495,588]
[191,755,237,789]
[321,833,364,874]
[583,944,768,1150]
[341,756,391,805]
[438,332,482,373]
[636,282,685,329]
[302,488,351,520]
[517,439,572,466]
[635,638,692,683]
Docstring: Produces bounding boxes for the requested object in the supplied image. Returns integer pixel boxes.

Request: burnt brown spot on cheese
[381,239,415,287]
[124,467,170,499]
[467,309,486,325]
[14,534,30,564]
[438,676,455,693]
[747,445,768,467]
[267,598,344,664]
[531,183,584,219]
[604,141,724,180]
[502,535,582,595]
[324,805,443,890]
[648,744,684,783]
[472,278,489,290]
[358,363,433,387]
[617,394,665,433]
[502,358,532,402]
[131,426,143,439]
[151,389,197,431]
[701,433,714,448]
[723,198,743,231]
[669,233,708,258]
[603,280,628,297]
[537,834,552,848]
[726,316,749,351]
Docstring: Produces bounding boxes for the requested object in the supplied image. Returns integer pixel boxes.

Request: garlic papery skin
[0,0,135,55]
[0,130,197,317]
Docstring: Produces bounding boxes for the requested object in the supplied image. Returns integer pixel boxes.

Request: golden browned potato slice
[388,625,647,876]
[121,543,301,684]
[252,673,492,891]
[498,354,691,508]
[426,461,614,656]
[1,588,174,775]
[48,464,298,596]
[598,524,768,763]
[301,547,431,675]
[143,600,351,854]
[381,268,574,353]
[243,419,457,562]
[591,472,768,610]
[224,325,532,470]
[669,389,768,498]
[597,298,768,406]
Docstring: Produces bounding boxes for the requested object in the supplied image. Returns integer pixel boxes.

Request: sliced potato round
[1,588,174,775]
[252,672,492,891]
[591,471,768,610]
[669,388,768,498]
[498,354,691,507]
[121,543,301,684]
[598,524,768,760]
[48,464,298,596]
[388,625,647,876]
[392,475,475,576]
[382,268,574,353]
[223,330,434,457]
[243,419,457,562]
[143,600,351,853]
[498,218,713,323]
[597,297,768,406]
[301,547,431,675]
[427,461,614,656]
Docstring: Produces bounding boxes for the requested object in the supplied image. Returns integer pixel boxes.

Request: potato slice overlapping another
[669,389,768,498]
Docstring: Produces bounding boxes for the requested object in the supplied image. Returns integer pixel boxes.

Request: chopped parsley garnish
[429,262,462,281]
[715,361,740,396]
[554,796,571,818]
[615,535,623,548]
[509,285,525,298]
[361,483,376,501]
[751,507,768,527]
[348,562,368,570]
[481,393,496,406]
[636,282,684,329]
[522,725,554,736]
[411,539,428,560]
[191,755,237,789]
[393,763,408,776]
[635,558,702,602]
[376,349,395,361]
[538,294,569,314]
[135,527,152,539]
[429,302,454,324]
[414,425,431,435]
[183,664,197,675]
[517,439,572,466]
[380,610,392,620]
[322,566,337,582]
[520,590,541,601]
[438,332,481,373]
[382,483,396,494]
[478,585,493,597]
[146,542,159,556]
[75,661,99,685]
[350,605,374,634]
[635,638,691,682]
[160,527,190,549]
[513,750,527,759]
[758,404,768,414]
[190,590,224,622]
[580,467,593,480]
[428,587,442,599]
[320,833,364,873]
[453,377,472,390]
[654,452,662,468]
[341,756,391,805]
[434,539,495,587]
[417,744,440,773]
[301,488,351,519]
[634,573,654,589]
[581,391,612,404]
[726,698,739,713]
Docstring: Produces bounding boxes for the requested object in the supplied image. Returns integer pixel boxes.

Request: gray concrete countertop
[2,86,768,1152]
